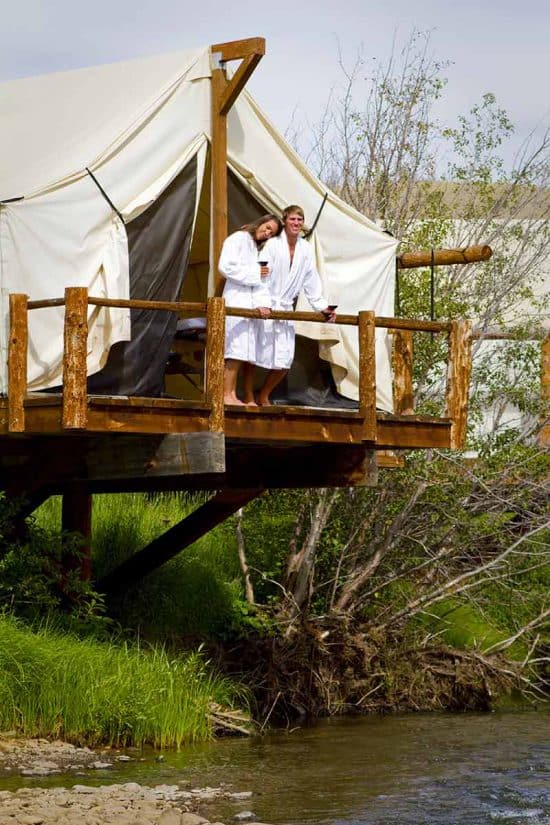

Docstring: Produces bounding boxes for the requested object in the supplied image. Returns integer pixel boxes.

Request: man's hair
[282,204,305,223]
[241,213,283,238]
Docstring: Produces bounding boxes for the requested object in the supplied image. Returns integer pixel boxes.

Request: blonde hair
[282,204,305,223]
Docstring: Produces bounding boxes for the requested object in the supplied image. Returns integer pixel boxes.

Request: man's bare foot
[244,398,258,407]
[256,395,271,406]
[224,394,245,405]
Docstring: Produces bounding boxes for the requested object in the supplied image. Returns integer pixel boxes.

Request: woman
[219,214,282,405]
[255,205,336,405]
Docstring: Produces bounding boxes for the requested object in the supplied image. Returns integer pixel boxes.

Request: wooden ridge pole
[8,294,28,432]
[398,245,492,270]
[210,38,265,297]
[63,287,88,430]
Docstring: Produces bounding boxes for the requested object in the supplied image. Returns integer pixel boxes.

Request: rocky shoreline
[0,738,270,825]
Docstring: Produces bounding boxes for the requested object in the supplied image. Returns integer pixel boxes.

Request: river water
[2,711,549,824]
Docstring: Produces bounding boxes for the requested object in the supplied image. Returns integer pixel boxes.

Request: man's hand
[257,306,272,319]
[321,307,337,323]
[259,265,270,278]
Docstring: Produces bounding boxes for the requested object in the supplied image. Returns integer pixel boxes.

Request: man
[255,205,336,405]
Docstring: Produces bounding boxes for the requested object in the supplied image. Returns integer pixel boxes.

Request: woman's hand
[257,306,272,319]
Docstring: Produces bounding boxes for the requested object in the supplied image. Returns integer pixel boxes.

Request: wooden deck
[0,393,451,449]
[2,288,472,497]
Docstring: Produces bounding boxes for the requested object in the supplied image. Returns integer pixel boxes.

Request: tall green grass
[0,615,243,747]
[35,493,243,640]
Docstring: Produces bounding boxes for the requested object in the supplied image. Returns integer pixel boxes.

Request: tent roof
[0,47,397,409]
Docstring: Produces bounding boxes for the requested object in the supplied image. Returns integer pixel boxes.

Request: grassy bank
[0,615,243,748]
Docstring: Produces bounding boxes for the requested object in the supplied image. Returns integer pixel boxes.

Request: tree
[239,31,549,713]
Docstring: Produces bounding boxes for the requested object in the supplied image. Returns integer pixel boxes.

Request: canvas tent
[0,46,398,410]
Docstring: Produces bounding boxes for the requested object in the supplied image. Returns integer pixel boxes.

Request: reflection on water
[2,711,549,824]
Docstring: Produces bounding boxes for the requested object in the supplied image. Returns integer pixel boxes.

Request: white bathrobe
[219,231,270,362]
[256,234,328,370]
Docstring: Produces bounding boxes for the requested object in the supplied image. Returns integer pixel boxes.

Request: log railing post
[358,310,377,441]
[206,296,226,433]
[62,287,89,430]
[8,294,28,432]
[392,329,414,415]
[540,335,549,448]
[444,319,473,449]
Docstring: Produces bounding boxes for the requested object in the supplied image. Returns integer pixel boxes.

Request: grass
[34,493,243,640]
[0,614,244,748]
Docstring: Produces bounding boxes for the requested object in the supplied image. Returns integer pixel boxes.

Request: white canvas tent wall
[0,46,397,410]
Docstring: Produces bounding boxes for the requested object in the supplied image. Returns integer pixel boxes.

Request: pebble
[0,737,271,825]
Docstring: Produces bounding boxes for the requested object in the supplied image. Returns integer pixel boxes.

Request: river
[2,710,549,824]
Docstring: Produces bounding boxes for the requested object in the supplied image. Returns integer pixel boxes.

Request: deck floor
[0,393,451,449]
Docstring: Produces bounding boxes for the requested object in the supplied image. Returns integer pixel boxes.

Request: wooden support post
[540,335,550,448]
[206,296,226,433]
[392,329,414,414]
[444,319,473,449]
[210,38,265,296]
[63,287,88,430]
[8,293,28,432]
[358,310,377,442]
[62,486,93,581]
[97,488,261,596]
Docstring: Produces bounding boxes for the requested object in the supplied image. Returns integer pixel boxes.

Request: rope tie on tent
[303,192,328,240]
[86,168,125,224]
[0,196,24,203]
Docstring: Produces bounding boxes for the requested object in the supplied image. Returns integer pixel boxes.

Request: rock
[121,782,143,794]
[91,760,112,769]
[157,810,183,825]
[18,816,45,825]
[228,792,253,800]
[73,785,96,794]
[116,755,133,761]
[180,814,209,825]
[233,814,256,822]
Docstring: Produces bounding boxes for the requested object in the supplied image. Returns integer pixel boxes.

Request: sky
[1,0,549,168]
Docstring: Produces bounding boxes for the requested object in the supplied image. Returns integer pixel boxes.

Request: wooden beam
[358,310,377,441]
[392,329,414,414]
[210,37,266,62]
[444,320,473,449]
[62,486,93,581]
[540,335,550,448]
[97,488,261,595]
[8,294,28,433]
[210,38,265,296]
[62,287,88,430]
[206,297,225,433]
[219,52,264,116]
[398,245,492,269]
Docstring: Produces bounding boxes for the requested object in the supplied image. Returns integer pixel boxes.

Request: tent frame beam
[210,37,266,296]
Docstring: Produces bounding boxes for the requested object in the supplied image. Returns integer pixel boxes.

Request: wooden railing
[7,288,474,447]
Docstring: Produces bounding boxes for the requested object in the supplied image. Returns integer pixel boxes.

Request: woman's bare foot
[256,394,271,406]
[244,399,258,407]
[224,393,245,405]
